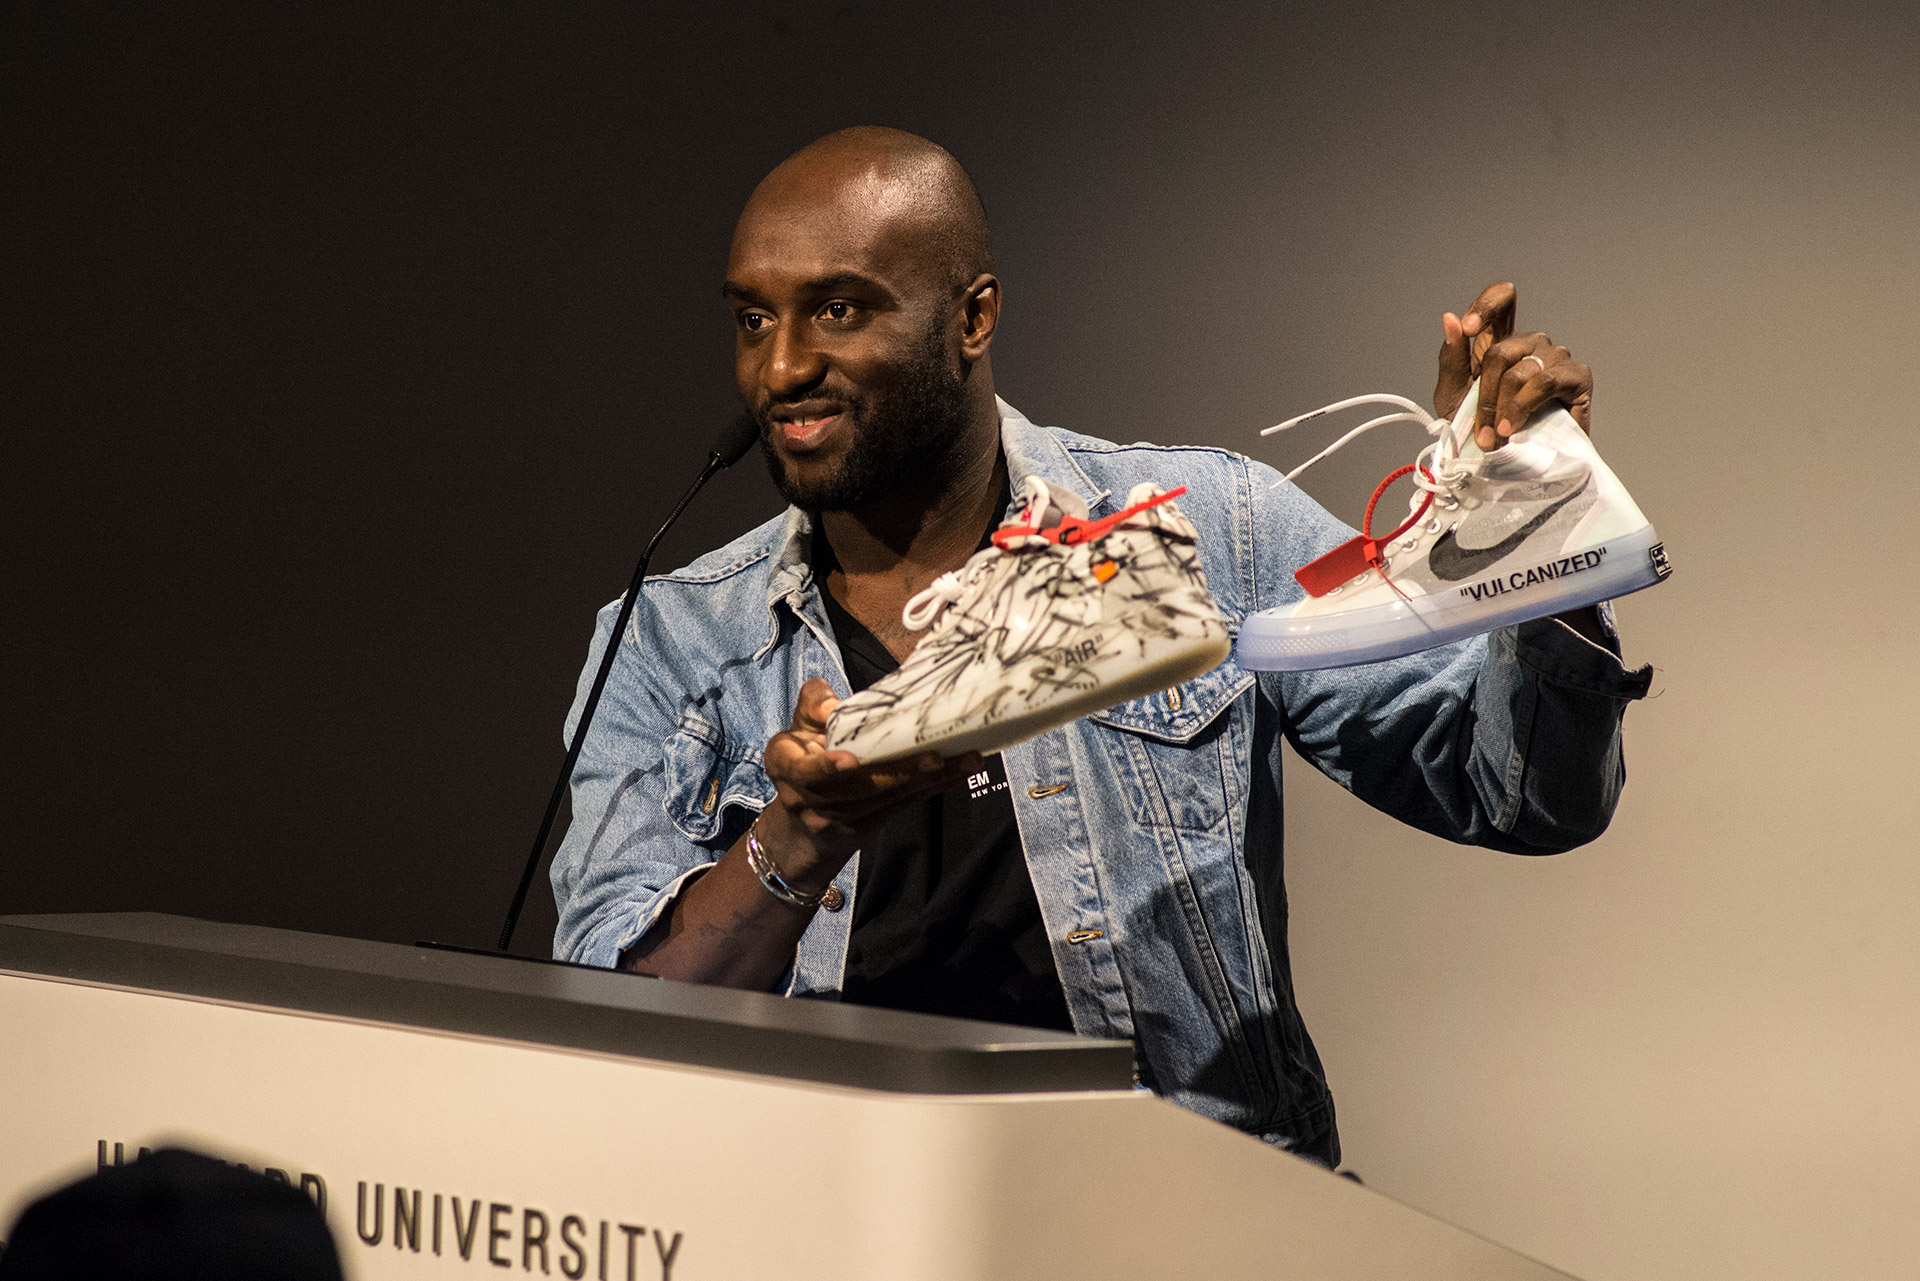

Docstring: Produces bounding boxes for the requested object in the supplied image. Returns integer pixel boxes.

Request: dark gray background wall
[4,0,1566,954]
[9,5,1920,1279]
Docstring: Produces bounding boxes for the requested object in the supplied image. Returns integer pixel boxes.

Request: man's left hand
[1435,280,1612,647]
[1434,280,1593,451]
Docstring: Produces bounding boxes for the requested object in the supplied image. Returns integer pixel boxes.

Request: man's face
[725,177,969,511]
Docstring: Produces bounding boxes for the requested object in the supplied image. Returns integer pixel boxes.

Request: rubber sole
[838,628,1233,764]
[1236,525,1669,672]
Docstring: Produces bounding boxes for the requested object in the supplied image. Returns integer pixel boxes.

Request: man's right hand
[756,678,982,892]
[621,677,978,987]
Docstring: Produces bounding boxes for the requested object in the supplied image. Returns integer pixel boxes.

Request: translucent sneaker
[823,477,1232,763]
[1237,380,1671,672]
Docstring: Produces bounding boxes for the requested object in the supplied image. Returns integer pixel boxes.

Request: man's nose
[764,323,825,397]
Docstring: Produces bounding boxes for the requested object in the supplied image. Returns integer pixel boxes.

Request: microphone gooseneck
[497,413,760,952]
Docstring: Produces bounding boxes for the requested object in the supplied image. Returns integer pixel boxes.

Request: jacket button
[819,885,846,913]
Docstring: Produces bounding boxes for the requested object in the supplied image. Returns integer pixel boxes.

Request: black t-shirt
[817,539,1074,1032]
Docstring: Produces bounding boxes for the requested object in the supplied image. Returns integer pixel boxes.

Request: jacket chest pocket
[1088,662,1253,834]
[661,711,773,844]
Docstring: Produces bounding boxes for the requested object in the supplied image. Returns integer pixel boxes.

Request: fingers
[1459,281,1517,356]
[771,678,857,787]
[790,677,839,736]
[767,731,981,821]
[813,755,982,828]
[1438,283,1516,420]
[1472,334,1593,447]
[769,749,980,852]
[1498,360,1593,441]
[806,751,951,800]
[1473,334,1547,447]
[1434,312,1473,419]
[816,750,982,807]
[764,728,860,785]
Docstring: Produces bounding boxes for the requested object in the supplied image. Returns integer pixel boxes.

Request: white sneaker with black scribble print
[822,477,1232,764]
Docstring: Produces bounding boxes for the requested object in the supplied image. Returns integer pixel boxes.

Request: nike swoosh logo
[1428,474,1592,581]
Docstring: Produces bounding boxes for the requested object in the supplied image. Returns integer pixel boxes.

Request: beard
[755,312,971,512]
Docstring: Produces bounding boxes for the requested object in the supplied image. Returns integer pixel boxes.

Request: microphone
[496,413,761,952]
[710,412,761,469]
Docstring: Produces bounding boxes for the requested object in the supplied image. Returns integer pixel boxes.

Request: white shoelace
[1261,393,1475,518]
[902,564,984,631]
[899,477,1070,632]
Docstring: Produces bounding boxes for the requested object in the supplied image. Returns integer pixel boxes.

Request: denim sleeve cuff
[1511,614,1653,701]
[594,860,718,970]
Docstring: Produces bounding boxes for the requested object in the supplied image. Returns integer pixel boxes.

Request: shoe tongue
[1013,477,1089,532]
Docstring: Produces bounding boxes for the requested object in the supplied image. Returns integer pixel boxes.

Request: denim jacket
[551,400,1652,1164]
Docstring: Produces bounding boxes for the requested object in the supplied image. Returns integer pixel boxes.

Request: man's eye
[740,312,771,332]
[820,301,853,321]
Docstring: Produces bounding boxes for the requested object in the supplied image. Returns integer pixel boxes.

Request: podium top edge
[0,912,1136,1096]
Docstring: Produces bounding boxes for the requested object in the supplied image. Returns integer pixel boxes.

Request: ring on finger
[1520,353,1548,374]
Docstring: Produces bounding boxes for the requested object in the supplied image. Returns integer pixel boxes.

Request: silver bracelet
[746,821,834,910]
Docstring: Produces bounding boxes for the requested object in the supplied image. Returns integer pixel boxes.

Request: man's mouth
[769,407,845,451]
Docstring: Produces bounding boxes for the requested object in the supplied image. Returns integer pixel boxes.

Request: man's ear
[958,273,1001,361]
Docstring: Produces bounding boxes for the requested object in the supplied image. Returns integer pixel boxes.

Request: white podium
[0,913,1574,1279]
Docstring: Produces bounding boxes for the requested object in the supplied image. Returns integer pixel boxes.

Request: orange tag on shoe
[1091,559,1119,582]
[1294,536,1378,598]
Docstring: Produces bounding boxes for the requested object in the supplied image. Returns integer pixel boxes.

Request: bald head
[738,126,992,297]
[726,128,1004,515]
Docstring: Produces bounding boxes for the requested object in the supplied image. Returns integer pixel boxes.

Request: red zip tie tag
[1293,465,1435,599]
[1295,536,1376,598]
[994,485,1190,550]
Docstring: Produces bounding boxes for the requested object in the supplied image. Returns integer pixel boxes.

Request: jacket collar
[761,398,1110,650]
[998,397,1110,516]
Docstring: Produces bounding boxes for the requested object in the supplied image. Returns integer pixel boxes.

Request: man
[551,127,1650,1166]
